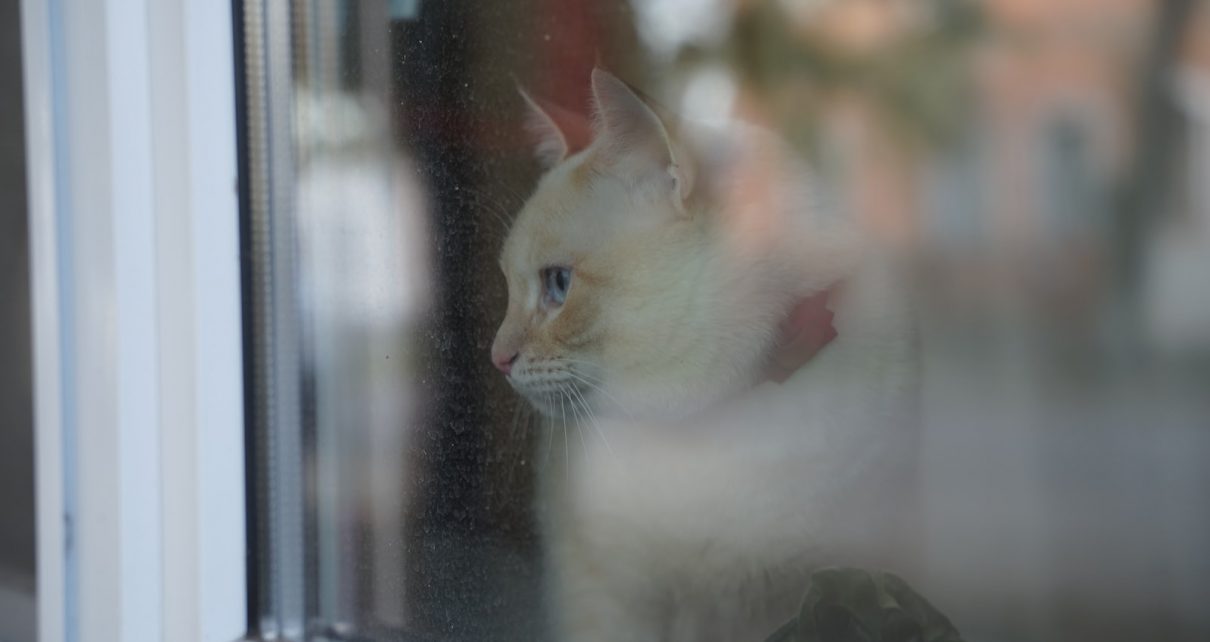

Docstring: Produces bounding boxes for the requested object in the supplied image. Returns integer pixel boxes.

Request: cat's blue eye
[542,266,572,306]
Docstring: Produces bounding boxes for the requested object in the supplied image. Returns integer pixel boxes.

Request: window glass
[241,2,1210,641]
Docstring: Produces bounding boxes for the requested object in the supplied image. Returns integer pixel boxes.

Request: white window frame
[22,1,247,640]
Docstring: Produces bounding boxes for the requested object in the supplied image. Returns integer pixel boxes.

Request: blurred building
[748,0,1210,357]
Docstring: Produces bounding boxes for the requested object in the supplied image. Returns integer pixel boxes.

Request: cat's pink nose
[492,349,519,375]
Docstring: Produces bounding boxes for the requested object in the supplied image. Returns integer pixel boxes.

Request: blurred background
[5,1,1210,641]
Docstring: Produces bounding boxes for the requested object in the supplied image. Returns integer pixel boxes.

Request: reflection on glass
[266,1,1210,641]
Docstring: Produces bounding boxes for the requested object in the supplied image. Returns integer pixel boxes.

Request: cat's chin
[513,383,602,420]
[518,383,714,423]
[597,374,764,424]
[524,394,569,419]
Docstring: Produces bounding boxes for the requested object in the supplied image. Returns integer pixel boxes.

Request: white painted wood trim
[21,0,66,639]
[172,1,248,640]
[24,1,247,640]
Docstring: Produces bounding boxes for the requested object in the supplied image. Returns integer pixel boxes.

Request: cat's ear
[590,68,694,212]
[518,86,593,168]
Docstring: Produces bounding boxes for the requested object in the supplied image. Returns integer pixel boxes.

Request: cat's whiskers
[543,391,556,468]
[479,202,513,235]
[452,185,515,235]
[507,396,523,443]
[569,384,614,457]
[563,369,622,409]
[548,356,602,371]
[559,389,569,482]
[517,361,619,466]
[544,357,608,386]
[533,360,622,451]
[491,181,529,212]
[551,361,613,393]
[506,397,523,481]
[563,384,591,461]
[506,398,535,486]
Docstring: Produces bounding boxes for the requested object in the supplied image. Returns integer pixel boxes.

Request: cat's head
[490,69,756,420]
[491,69,804,420]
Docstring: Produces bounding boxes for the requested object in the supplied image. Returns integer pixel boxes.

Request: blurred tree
[1112,0,1197,356]
[681,0,982,155]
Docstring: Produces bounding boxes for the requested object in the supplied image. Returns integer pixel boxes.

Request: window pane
[240,1,1210,641]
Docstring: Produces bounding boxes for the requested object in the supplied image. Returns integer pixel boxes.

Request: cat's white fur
[496,69,920,642]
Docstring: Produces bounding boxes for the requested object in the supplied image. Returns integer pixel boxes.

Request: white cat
[492,68,921,642]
